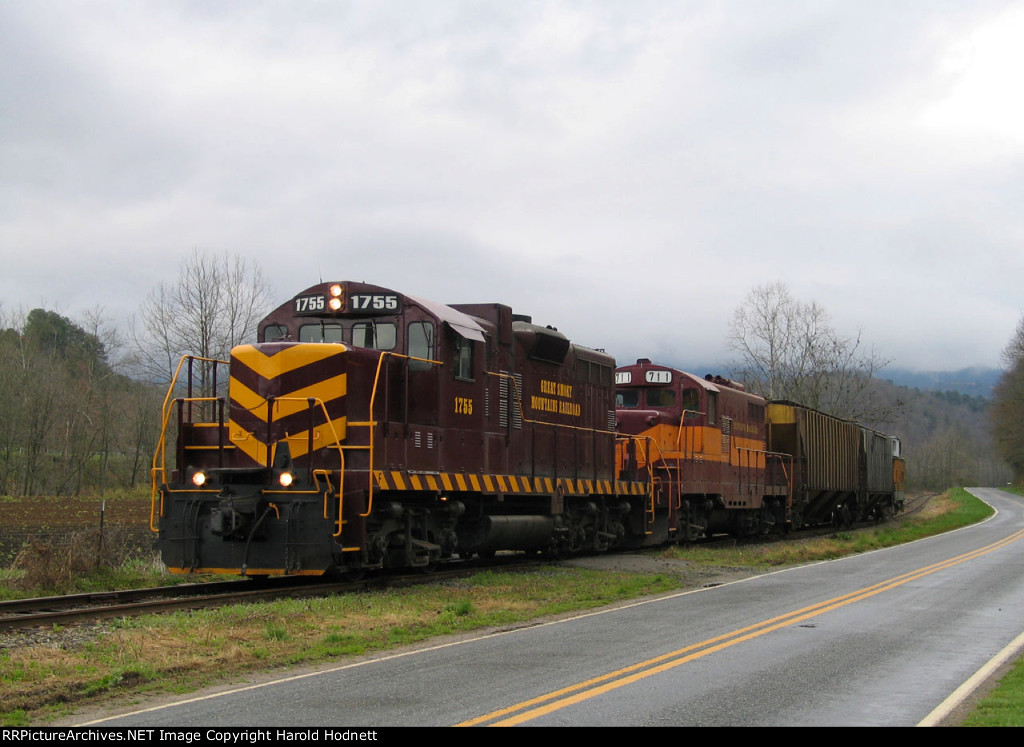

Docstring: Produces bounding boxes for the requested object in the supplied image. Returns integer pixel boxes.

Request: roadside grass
[0,487,1010,726]
[961,655,1024,727]
[0,567,677,725]
[958,485,1024,727]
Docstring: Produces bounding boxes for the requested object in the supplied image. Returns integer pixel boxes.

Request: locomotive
[150,281,905,576]
[151,280,650,576]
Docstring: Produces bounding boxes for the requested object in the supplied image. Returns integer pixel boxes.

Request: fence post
[97,499,106,568]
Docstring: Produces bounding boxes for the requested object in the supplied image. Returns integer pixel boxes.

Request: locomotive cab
[616,362,709,433]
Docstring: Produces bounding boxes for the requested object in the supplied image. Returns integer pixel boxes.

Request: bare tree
[128,248,274,392]
[727,282,893,422]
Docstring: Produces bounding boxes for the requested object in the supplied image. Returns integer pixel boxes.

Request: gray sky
[2,0,1022,372]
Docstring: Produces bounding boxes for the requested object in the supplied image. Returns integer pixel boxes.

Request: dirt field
[0,493,153,565]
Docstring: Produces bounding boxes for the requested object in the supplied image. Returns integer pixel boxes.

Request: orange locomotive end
[615,359,790,540]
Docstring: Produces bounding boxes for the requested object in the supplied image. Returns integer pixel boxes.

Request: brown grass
[9,528,147,591]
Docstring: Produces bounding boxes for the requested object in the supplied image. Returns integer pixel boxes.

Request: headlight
[328,297,342,311]
[329,284,343,297]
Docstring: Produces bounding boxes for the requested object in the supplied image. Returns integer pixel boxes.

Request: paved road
[83,488,1024,727]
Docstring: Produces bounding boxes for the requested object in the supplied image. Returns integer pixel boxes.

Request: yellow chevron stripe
[232,343,348,377]
[230,374,347,421]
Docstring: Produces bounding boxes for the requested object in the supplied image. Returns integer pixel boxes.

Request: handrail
[614,433,657,529]
[150,396,224,532]
[150,355,231,531]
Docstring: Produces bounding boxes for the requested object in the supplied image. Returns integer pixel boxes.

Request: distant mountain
[879,367,1003,399]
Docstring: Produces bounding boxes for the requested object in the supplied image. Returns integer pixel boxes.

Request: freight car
[766,401,905,526]
[151,281,648,576]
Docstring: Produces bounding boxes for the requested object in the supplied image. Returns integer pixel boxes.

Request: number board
[645,370,672,384]
[293,292,402,315]
[294,294,326,314]
[348,293,401,313]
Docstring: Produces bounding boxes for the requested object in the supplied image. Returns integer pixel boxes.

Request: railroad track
[0,577,352,632]
[0,559,536,632]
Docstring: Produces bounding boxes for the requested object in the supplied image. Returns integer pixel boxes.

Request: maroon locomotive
[151,281,648,576]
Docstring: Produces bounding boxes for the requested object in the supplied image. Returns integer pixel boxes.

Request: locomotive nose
[228,342,350,469]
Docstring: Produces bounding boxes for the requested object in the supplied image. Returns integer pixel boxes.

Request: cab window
[408,322,435,370]
[454,336,474,380]
[616,389,640,408]
[647,388,676,408]
[262,324,289,342]
[681,388,700,414]
[352,321,396,350]
[299,323,343,343]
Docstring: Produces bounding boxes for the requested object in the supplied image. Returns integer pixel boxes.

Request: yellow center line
[457,528,1024,726]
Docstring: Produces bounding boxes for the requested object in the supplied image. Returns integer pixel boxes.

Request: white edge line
[917,487,1020,726]
[918,628,1024,727]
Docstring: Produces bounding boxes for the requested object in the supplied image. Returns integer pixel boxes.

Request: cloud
[1,1,1022,373]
